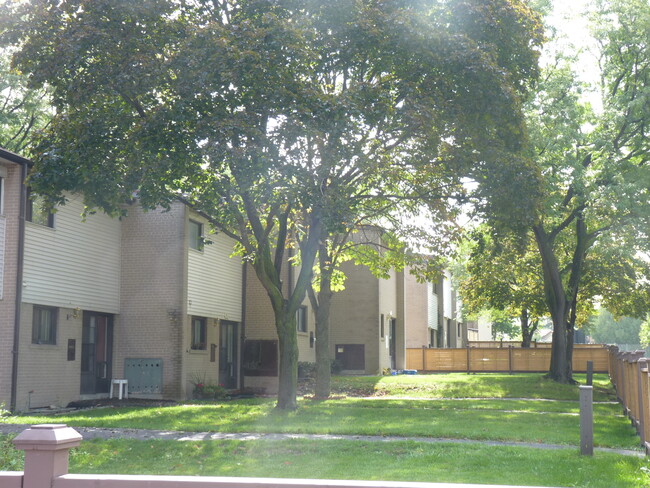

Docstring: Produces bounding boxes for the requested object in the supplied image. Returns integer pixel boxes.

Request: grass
[4,397,638,448]
[2,374,637,448]
[330,373,616,401]
[1,373,644,487]
[64,438,650,487]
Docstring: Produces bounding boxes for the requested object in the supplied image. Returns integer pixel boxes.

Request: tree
[523,0,650,383]
[2,0,543,407]
[455,228,547,347]
[0,51,51,154]
[587,309,643,346]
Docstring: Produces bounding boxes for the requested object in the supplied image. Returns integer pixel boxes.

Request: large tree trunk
[533,224,573,383]
[276,307,299,409]
[307,243,334,400]
[249,211,322,410]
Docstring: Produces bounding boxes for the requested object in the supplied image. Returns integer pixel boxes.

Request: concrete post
[579,386,594,456]
[13,424,83,488]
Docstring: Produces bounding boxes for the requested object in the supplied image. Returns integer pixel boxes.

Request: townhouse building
[0,149,243,411]
[1,147,468,406]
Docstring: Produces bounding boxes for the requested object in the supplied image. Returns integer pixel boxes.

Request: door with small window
[81,312,113,394]
[219,321,238,389]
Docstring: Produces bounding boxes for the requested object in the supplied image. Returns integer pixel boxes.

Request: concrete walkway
[0,423,643,457]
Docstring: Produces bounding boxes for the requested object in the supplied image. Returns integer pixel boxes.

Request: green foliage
[0,51,51,155]
[0,0,544,407]
[0,435,22,471]
[639,315,650,348]
[508,0,650,380]
[588,309,643,346]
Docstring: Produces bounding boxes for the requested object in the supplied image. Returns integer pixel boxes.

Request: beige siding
[187,225,242,322]
[0,216,6,300]
[23,194,121,313]
[183,317,220,398]
[14,304,82,410]
[377,268,397,371]
[403,271,429,349]
[0,162,22,408]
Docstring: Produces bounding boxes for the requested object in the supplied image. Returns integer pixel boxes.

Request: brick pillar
[13,424,82,488]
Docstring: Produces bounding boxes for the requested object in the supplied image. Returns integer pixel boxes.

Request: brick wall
[329,262,380,374]
[117,203,187,400]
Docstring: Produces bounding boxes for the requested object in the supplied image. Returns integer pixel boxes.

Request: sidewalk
[0,423,643,457]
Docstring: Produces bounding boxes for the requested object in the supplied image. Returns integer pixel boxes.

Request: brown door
[219,321,238,389]
[81,313,113,394]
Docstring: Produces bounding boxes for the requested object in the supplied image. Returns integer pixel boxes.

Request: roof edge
[0,147,32,166]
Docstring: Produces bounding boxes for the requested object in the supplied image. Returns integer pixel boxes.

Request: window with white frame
[189,220,203,251]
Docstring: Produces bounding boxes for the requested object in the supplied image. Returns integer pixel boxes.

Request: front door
[219,321,238,389]
[81,313,113,394]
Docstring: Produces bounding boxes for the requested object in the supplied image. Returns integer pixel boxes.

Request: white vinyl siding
[23,194,121,313]
[187,228,242,321]
[443,273,453,320]
[427,282,438,330]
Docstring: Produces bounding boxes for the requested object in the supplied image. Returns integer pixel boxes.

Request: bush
[0,435,22,471]
[298,362,317,379]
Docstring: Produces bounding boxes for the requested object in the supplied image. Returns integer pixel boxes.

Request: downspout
[10,162,27,412]
[239,263,247,390]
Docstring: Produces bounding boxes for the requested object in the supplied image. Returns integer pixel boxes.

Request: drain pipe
[10,160,27,412]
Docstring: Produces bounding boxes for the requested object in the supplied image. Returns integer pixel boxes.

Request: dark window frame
[380,314,385,338]
[296,305,308,333]
[32,305,58,345]
[190,316,207,350]
[26,187,55,228]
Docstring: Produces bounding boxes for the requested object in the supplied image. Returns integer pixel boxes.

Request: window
[189,220,203,250]
[380,314,385,338]
[26,188,54,227]
[32,306,57,344]
[243,340,278,376]
[191,316,207,350]
[296,305,307,333]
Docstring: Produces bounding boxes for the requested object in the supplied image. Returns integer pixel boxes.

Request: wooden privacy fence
[608,346,650,452]
[3,424,560,488]
[406,345,609,374]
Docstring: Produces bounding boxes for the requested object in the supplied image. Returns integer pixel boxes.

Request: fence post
[638,359,648,445]
[508,346,513,374]
[579,385,594,456]
[13,424,82,488]
[467,346,471,375]
[586,360,593,386]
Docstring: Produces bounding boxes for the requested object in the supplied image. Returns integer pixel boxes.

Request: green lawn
[3,397,638,448]
[330,373,616,401]
[2,374,636,448]
[1,373,645,487]
[10,438,650,488]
